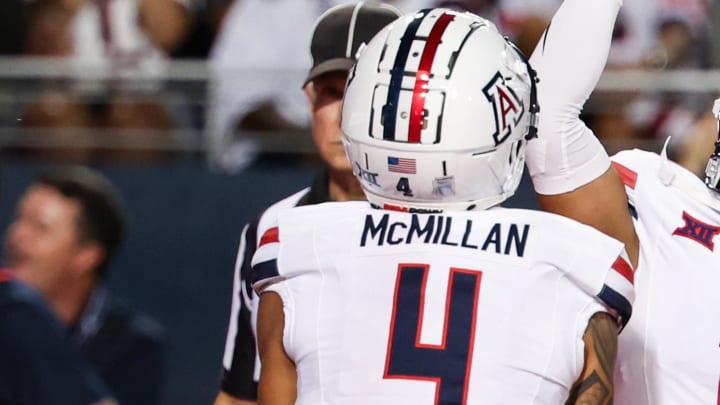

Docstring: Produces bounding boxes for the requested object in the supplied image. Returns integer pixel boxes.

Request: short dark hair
[36,166,126,278]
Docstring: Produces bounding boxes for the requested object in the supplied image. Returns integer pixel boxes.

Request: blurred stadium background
[0,0,718,403]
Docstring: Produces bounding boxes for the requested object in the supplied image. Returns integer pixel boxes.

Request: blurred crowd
[0,0,716,174]
[0,1,717,404]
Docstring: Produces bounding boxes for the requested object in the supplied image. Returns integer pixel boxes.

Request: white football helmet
[342,8,538,212]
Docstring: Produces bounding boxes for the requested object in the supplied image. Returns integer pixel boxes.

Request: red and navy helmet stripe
[408,13,454,143]
[383,10,456,143]
[383,9,431,141]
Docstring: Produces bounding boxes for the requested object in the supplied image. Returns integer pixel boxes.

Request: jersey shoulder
[254,187,311,235]
[611,148,664,189]
[280,201,369,231]
[251,202,373,291]
[497,208,625,276]
[611,147,712,206]
[611,148,659,170]
[496,208,634,324]
[610,147,702,190]
[497,207,623,249]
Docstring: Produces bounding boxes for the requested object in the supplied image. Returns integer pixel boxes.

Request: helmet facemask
[704,98,720,194]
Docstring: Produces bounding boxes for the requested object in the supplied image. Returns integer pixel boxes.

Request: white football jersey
[612,149,720,405]
[252,201,633,405]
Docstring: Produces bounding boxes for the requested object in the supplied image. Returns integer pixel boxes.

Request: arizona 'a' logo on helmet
[483,72,525,146]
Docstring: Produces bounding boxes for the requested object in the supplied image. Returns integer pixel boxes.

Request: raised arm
[526,0,639,267]
[566,312,618,405]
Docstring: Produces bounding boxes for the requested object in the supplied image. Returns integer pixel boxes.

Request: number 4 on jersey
[384,264,482,405]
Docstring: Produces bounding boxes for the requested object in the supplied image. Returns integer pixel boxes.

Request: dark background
[0,156,538,405]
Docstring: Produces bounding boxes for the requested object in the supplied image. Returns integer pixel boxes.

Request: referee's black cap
[303,2,401,87]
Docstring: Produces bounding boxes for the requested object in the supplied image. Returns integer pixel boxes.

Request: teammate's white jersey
[612,149,720,405]
[252,201,633,405]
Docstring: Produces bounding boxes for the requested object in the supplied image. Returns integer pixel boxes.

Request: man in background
[3,166,165,405]
[214,3,402,404]
[0,267,117,405]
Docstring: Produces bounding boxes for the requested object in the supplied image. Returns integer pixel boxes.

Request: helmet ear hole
[341,8,534,212]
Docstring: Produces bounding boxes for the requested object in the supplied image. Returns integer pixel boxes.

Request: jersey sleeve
[251,223,282,293]
[250,220,317,293]
[610,148,663,209]
[0,298,112,405]
[543,215,635,328]
[595,250,635,329]
[251,203,352,293]
[525,0,620,194]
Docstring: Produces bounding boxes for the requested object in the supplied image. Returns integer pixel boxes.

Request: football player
[526,0,720,403]
[252,9,633,405]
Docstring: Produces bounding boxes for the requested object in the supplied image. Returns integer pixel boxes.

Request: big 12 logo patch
[482,71,525,146]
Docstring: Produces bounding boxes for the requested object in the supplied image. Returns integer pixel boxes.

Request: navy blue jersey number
[383,263,482,405]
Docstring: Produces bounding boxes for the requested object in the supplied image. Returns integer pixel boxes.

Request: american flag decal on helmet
[387,156,416,174]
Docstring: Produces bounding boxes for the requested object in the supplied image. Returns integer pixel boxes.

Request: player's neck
[328,170,365,202]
